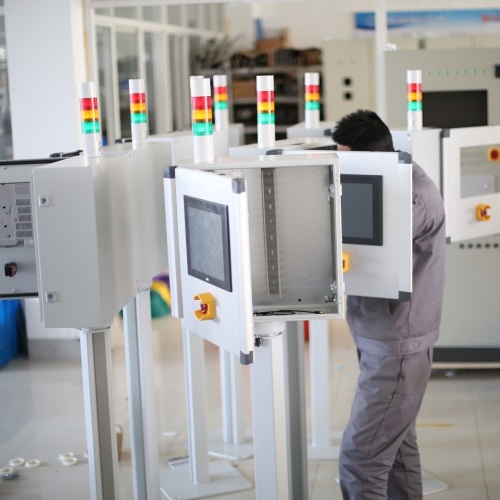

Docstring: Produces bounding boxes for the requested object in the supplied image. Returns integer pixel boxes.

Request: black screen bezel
[340,174,383,246]
[184,195,233,292]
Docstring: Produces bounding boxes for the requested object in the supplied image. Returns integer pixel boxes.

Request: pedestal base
[160,460,253,500]
[422,470,448,495]
[207,430,254,461]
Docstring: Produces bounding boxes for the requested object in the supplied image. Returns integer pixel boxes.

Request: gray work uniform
[339,162,446,500]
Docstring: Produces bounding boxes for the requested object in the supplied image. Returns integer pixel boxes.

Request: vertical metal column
[283,322,308,499]
[374,0,388,120]
[79,327,120,500]
[160,329,253,499]
[309,319,341,459]
[207,349,253,461]
[184,328,210,483]
[251,328,289,500]
[220,350,245,445]
[123,287,161,500]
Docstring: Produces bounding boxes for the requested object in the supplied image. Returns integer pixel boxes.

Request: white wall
[5,0,86,158]
[226,0,500,50]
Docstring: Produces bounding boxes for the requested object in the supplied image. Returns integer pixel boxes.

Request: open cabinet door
[164,167,254,364]
[337,151,413,300]
[270,149,413,301]
[442,126,500,243]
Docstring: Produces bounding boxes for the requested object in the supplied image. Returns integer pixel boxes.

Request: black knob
[4,262,17,277]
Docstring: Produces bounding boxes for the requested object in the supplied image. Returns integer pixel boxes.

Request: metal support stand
[251,322,290,500]
[283,322,308,499]
[160,329,252,500]
[79,327,120,500]
[422,471,448,495]
[208,349,253,460]
[123,287,161,500]
[309,320,341,459]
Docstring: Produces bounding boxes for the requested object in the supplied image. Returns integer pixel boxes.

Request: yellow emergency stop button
[194,292,216,320]
[476,204,491,221]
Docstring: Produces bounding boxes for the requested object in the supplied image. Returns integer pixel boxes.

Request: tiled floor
[1,314,499,499]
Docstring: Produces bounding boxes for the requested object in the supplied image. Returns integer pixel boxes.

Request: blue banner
[356,10,500,35]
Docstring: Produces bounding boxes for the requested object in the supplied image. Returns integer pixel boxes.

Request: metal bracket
[262,168,280,295]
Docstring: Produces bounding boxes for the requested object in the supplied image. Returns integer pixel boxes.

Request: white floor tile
[1,316,500,499]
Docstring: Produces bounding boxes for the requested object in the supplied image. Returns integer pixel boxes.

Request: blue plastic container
[0,299,21,369]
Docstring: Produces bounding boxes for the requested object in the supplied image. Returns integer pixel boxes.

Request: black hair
[332,109,395,152]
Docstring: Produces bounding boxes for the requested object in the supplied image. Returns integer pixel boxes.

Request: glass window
[144,33,157,134]
[169,34,189,130]
[166,6,182,26]
[96,26,113,146]
[200,5,213,31]
[116,30,140,139]
[143,7,162,23]
[94,8,111,16]
[114,7,138,20]
[92,3,226,140]
[186,5,199,28]
[215,5,225,33]
[0,13,12,160]
[190,35,202,71]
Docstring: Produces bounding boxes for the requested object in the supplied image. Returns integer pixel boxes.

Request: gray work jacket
[346,162,446,355]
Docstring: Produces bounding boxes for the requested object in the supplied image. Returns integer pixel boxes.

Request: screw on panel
[38,196,50,207]
[45,291,57,302]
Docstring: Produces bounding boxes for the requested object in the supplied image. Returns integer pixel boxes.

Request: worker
[332,109,446,499]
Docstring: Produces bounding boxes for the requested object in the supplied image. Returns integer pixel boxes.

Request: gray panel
[461,144,500,196]
[256,165,335,308]
[386,49,500,128]
[223,165,337,309]
[438,235,500,348]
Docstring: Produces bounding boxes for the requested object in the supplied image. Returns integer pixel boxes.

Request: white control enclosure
[286,121,336,139]
[391,128,442,193]
[229,136,335,157]
[0,159,61,298]
[442,125,500,243]
[227,123,245,147]
[147,131,194,163]
[32,142,170,328]
[164,154,345,362]
[147,129,233,162]
[283,149,413,300]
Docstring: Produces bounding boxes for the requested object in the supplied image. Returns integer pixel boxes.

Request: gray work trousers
[339,347,433,500]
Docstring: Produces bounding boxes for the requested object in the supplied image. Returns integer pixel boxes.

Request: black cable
[253,309,326,316]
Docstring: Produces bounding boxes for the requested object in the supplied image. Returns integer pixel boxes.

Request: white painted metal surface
[32,142,169,328]
[229,136,334,157]
[174,167,254,359]
[287,121,336,139]
[391,128,442,191]
[338,151,413,298]
[442,125,500,242]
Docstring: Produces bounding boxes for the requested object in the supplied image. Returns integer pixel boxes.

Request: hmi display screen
[340,174,383,246]
[423,90,488,129]
[184,196,232,292]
